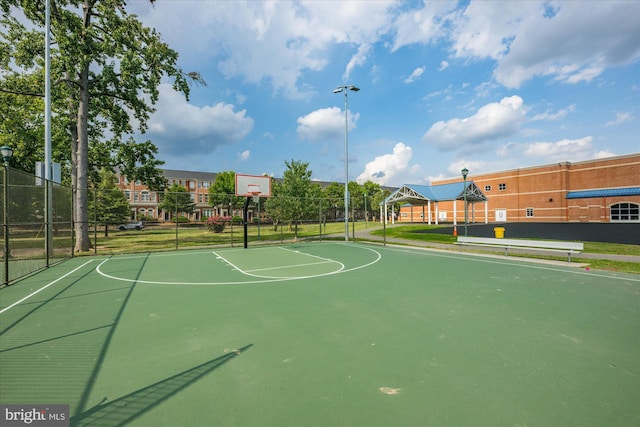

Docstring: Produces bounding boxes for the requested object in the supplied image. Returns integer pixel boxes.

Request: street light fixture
[461,167,468,237]
[1,146,12,166]
[2,145,13,285]
[333,85,360,241]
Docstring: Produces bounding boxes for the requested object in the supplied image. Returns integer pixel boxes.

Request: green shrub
[207,216,231,233]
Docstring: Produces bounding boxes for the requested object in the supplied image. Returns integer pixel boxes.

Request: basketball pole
[243,196,250,249]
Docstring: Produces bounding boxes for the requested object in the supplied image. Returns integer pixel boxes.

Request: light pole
[333,85,360,241]
[461,167,468,237]
[2,145,13,286]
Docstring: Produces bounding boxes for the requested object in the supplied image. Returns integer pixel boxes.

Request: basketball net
[250,192,260,204]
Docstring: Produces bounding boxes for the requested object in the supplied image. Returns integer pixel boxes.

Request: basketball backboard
[235,174,272,197]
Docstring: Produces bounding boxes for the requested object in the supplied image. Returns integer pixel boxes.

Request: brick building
[395,153,640,224]
[117,169,225,221]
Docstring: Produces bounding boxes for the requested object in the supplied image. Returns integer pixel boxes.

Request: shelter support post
[484,201,488,224]
[453,200,457,226]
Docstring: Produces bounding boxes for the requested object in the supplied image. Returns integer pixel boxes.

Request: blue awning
[566,187,640,199]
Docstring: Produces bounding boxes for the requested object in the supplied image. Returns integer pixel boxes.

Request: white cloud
[239,150,251,161]
[391,1,457,51]
[489,2,640,88]
[605,112,633,127]
[438,60,449,71]
[343,43,373,81]
[449,1,537,60]
[522,136,596,162]
[357,143,423,186]
[297,107,358,141]
[137,1,396,98]
[531,104,576,121]
[137,1,640,97]
[422,96,527,150]
[404,66,426,83]
[146,84,254,156]
[446,159,486,178]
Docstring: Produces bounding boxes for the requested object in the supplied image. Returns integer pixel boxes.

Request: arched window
[610,203,639,222]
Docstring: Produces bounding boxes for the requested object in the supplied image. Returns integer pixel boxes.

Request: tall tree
[89,168,130,237]
[266,159,320,238]
[208,171,244,211]
[0,1,202,251]
[362,180,382,220]
[158,183,195,221]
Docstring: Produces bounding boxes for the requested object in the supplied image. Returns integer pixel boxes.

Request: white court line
[213,250,345,279]
[94,243,382,285]
[377,244,640,283]
[247,260,338,273]
[0,260,95,315]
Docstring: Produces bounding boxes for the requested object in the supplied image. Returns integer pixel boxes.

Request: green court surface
[1,242,638,426]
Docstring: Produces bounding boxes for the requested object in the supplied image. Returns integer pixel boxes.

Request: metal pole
[343,89,349,242]
[45,0,53,264]
[3,165,9,285]
[463,176,468,236]
[175,194,178,250]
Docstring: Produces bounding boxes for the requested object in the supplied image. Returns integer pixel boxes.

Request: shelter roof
[566,187,640,199]
[384,182,487,205]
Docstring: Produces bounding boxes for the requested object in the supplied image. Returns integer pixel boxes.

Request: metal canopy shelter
[382,182,488,225]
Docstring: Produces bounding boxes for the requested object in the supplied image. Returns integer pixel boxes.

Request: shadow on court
[70,344,252,427]
[0,255,145,418]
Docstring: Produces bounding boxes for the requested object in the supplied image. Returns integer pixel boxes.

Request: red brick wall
[398,153,640,224]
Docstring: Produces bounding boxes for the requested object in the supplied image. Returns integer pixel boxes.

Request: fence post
[3,166,9,286]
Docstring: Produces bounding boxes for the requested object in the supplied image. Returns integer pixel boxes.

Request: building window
[484,185,491,192]
[498,183,507,191]
[141,191,150,201]
[610,203,639,222]
[133,192,139,201]
[526,208,534,217]
[124,190,131,200]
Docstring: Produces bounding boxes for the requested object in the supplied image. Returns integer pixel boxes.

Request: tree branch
[0,87,43,98]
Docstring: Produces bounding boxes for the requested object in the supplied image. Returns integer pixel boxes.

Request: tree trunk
[74,68,90,252]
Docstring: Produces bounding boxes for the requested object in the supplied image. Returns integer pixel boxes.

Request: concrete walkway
[333,224,640,264]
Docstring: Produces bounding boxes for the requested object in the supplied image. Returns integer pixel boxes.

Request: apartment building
[117,169,224,221]
[396,153,640,224]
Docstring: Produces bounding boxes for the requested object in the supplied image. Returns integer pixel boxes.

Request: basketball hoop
[247,184,261,203]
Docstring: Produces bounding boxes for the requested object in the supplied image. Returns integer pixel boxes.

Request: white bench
[455,236,584,262]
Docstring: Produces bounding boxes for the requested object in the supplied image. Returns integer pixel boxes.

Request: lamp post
[2,145,13,285]
[333,85,360,241]
[461,167,468,237]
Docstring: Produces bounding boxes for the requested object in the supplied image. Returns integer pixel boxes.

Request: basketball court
[1,242,639,426]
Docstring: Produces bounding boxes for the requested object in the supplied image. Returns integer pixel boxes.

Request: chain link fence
[2,175,382,284]
[1,167,73,285]
[87,192,380,255]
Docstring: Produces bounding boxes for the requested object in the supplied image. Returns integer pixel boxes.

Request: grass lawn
[369,225,640,274]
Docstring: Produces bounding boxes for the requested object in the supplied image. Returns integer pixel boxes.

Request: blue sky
[128,0,639,187]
